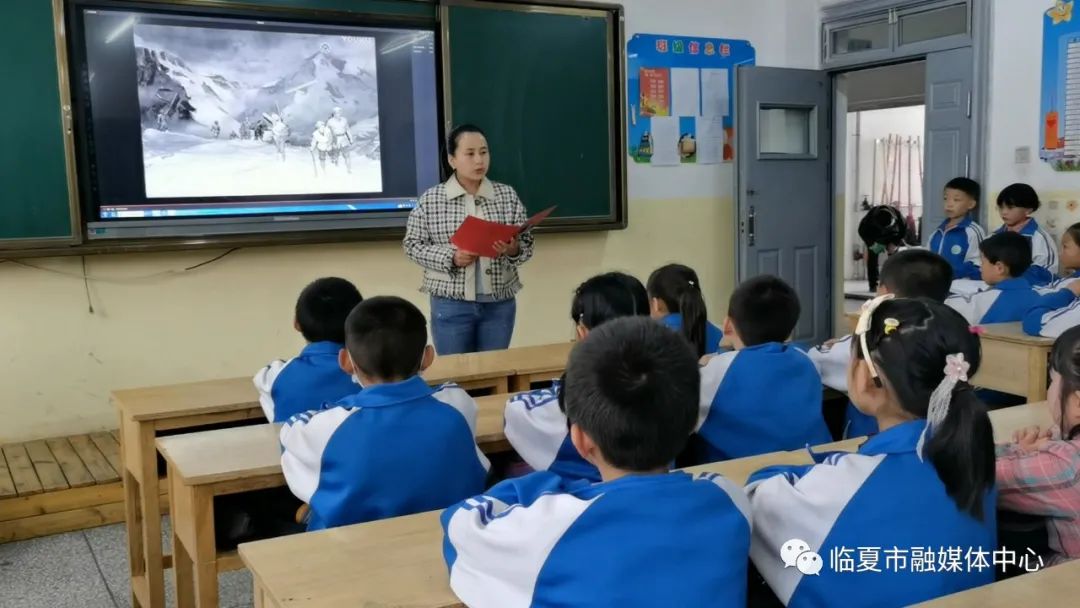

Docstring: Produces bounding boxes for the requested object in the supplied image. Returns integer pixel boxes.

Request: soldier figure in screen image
[327,107,353,173]
[156,111,169,132]
[263,113,290,161]
[211,121,221,139]
[310,121,334,175]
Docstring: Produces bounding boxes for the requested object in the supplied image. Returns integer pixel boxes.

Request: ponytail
[1049,325,1080,440]
[922,384,995,520]
[647,264,710,357]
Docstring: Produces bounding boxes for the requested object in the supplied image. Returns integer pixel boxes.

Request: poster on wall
[1041,0,1080,171]
[627,34,755,166]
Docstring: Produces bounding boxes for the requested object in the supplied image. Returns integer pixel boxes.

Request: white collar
[445,175,495,200]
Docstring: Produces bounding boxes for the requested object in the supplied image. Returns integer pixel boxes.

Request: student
[747,297,996,607]
[441,317,752,607]
[809,249,953,437]
[857,204,914,292]
[697,275,831,461]
[504,272,649,482]
[647,263,723,356]
[946,231,1039,325]
[996,324,1080,566]
[994,183,1058,286]
[280,296,488,531]
[253,277,362,423]
[1023,223,1080,338]
[929,177,986,280]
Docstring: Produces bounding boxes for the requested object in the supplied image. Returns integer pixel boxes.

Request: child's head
[646,264,710,357]
[849,297,994,519]
[570,272,649,341]
[1061,222,1080,271]
[294,277,363,344]
[878,249,953,302]
[446,124,489,183]
[1048,325,1080,440]
[857,205,908,254]
[340,296,433,385]
[942,177,980,221]
[563,317,699,475]
[725,275,800,348]
[978,231,1032,284]
[996,183,1040,229]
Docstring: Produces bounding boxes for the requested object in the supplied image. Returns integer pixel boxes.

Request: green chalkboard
[445,1,625,228]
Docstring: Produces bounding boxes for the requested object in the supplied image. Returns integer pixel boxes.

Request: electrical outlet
[1015,146,1032,164]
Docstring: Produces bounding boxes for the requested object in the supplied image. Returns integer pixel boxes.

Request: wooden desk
[988,401,1051,444]
[499,343,574,391]
[912,558,1080,606]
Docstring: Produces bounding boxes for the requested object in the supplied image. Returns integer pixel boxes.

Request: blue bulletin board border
[627,34,755,165]
[1040,1,1080,170]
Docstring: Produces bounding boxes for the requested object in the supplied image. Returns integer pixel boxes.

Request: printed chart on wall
[1041,0,1080,171]
[627,34,754,166]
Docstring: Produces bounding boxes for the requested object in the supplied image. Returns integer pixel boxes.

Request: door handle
[748,206,756,247]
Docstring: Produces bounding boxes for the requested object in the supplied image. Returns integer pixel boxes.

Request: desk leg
[124,419,166,608]
[252,581,265,608]
[170,475,219,607]
[169,465,195,608]
[120,415,146,608]
[1028,349,1050,403]
[192,486,219,608]
[507,375,528,393]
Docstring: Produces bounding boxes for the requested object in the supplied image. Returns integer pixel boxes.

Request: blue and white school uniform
[929,217,986,280]
[280,377,489,531]
[441,471,751,608]
[502,380,600,482]
[1023,286,1080,338]
[806,336,878,438]
[945,277,1040,325]
[698,343,831,461]
[253,341,357,423]
[1035,270,1080,295]
[994,219,1058,286]
[747,420,996,608]
[660,313,724,354]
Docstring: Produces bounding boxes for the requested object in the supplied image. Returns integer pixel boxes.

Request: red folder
[451,206,557,258]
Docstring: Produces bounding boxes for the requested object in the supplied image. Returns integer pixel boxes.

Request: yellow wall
[0,196,732,442]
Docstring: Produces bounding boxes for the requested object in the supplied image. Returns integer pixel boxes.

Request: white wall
[0,0,820,442]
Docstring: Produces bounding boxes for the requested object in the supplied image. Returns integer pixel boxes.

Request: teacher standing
[403,124,534,355]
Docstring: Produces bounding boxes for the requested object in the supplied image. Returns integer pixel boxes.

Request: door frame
[821,0,990,330]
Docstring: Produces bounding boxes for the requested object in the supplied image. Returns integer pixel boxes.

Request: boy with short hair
[946,231,1040,325]
[994,182,1058,286]
[254,277,362,422]
[929,177,987,280]
[698,276,831,461]
[441,317,750,607]
[280,296,488,531]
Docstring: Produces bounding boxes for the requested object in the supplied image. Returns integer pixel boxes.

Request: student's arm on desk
[253,359,287,422]
[1022,288,1079,337]
[279,408,355,503]
[996,441,1080,517]
[805,336,852,393]
[958,225,985,280]
[503,388,566,472]
[441,472,576,605]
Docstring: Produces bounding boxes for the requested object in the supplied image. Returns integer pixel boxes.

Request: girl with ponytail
[746,296,996,607]
[996,324,1080,566]
[647,264,723,357]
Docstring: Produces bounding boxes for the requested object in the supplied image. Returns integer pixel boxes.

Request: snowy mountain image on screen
[134,23,382,199]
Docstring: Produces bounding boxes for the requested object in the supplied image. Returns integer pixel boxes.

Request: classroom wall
[986,0,1080,240]
[0,0,820,443]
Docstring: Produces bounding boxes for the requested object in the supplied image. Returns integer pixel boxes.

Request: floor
[0,518,253,608]
[843,279,876,301]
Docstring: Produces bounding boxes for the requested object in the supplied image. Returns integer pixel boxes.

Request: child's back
[254,277,361,422]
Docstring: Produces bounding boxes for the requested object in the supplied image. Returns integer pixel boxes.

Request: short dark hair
[879,250,954,302]
[295,277,363,343]
[344,296,427,381]
[570,272,649,330]
[447,124,486,156]
[728,275,800,346]
[858,205,909,247]
[979,231,1032,277]
[997,183,1041,212]
[1065,222,1080,248]
[944,177,981,204]
[563,317,699,471]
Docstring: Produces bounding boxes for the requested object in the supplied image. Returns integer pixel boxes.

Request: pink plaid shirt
[996,438,1080,566]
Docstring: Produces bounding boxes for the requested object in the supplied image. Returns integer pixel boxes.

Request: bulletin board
[1040,0,1080,171]
[627,34,755,166]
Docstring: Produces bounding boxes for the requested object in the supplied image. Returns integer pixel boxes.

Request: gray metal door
[922,46,974,241]
[737,67,832,345]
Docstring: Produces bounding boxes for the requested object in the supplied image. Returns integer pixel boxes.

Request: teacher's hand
[493,237,520,257]
[453,249,479,267]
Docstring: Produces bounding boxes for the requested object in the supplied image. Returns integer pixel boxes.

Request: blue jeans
[430,296,517,355]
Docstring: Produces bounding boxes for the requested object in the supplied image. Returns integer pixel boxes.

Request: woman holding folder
[403,124,535,354]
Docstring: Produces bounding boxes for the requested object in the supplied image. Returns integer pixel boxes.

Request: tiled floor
[0,519,253,608]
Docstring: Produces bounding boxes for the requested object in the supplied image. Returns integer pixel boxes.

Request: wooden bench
[911,558,1080,606]
[112,342,572,607]
[155,394,512,607]
[0,430,165,543]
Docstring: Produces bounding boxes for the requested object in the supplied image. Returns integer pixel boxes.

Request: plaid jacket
[403,177,534,301]
[996,438,1080,565]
